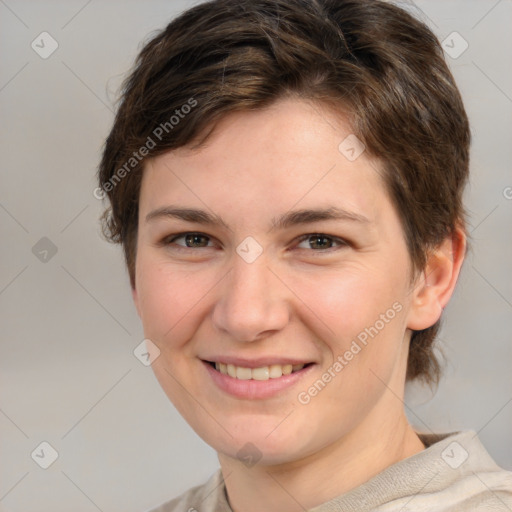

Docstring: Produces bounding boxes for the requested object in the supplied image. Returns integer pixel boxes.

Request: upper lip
[201,356,314,368]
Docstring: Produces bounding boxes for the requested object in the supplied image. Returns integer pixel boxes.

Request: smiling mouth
[205,361,313,381]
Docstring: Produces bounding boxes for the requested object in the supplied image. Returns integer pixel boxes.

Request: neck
[218,409,424,512]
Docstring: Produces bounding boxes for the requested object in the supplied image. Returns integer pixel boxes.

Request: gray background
[0,1,511,511]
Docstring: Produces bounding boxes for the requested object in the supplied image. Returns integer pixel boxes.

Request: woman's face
[133,98,421,465]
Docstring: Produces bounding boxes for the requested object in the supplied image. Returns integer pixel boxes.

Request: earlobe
[407,226,466,331]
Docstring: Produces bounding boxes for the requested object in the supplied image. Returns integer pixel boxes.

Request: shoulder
[406,430,512,511]
[348,430,512,512]
[143,469,231,512]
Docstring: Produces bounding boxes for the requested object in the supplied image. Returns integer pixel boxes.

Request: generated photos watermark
[297,301,403,405]
[93,97,198,200]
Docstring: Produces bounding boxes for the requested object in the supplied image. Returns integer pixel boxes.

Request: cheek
[292,264,409,389]
[135,254,207,346]
[294,265,406,339]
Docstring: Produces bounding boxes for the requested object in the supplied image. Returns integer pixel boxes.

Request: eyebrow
[145,206,370,231]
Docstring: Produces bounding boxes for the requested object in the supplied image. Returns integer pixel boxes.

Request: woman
[97,0,512,510]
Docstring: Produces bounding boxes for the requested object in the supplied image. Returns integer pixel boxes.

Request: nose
[212,252,290,342]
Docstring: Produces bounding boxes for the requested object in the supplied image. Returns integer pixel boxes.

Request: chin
[208,419,308,463]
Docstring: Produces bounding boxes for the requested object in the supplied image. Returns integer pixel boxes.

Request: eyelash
[161,232,349,254]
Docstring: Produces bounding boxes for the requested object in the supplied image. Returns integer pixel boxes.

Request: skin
[132,97,466,512]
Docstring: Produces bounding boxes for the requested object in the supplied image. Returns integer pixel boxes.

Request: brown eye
[296,234,347,251]
[167,232,212,248]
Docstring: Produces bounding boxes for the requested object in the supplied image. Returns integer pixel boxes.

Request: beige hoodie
[146,430,512,512]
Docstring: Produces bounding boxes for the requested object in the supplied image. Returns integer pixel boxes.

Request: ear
[407,226,466,331]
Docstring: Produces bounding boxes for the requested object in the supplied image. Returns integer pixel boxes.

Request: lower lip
[202,361,315,400]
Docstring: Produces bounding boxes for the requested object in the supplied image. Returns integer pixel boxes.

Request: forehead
[140,98,387,225]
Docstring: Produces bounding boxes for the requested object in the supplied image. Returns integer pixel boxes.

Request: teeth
[213,362,306,380]
[269,364,283,378]
[252,367,269,380]
[236,366,252,380]
[227,364,236,378]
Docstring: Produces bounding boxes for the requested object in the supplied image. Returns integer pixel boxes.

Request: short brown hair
[98,0,470,384]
